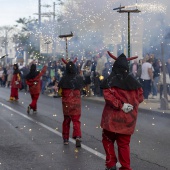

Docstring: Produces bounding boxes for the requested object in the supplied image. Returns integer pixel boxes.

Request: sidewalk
[82,95,170,116]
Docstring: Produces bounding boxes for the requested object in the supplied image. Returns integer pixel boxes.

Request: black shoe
[75,138,81,147]
[105,166,116,170]
[63,139,69,145]
[27,106,30,114]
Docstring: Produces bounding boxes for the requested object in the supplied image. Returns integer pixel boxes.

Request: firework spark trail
[124,3,166,13]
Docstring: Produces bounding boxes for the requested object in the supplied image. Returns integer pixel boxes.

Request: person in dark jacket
[100,51,144,170]
[26,63,47,114]
[9,63,21,101]
[58,58,84,147]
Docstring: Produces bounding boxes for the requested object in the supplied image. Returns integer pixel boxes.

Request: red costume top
[26,66,47,94]
[101,87,143,135]
[58,59,84,116]
[62,89,81,116]
[11,72,21,89]
[100,52,144,135]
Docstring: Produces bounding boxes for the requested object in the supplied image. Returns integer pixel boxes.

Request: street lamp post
[59,32,73,58]
[160,43,169,110]
[113,5,141,58]
[44,40,52,58]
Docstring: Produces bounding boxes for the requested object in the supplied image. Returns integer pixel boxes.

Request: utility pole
[44,40,52,58]
[113,4,140,58]
[38,0,41,27]
[160,43,169,110]
[59,32,73,59]
[52,2,56,60]
[38,0,41,60]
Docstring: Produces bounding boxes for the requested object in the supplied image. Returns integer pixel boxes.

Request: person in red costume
[58,58,84,147]
[9,63,21,101]
[100,52,144,170]
[26,63,47,114]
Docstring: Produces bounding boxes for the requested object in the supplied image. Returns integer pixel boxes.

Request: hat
[107,51,138,70]
[113,53,129,70]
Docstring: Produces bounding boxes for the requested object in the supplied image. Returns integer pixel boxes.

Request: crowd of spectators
[0,51,170,100]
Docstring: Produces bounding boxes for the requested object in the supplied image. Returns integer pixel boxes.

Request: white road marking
[0,102,121,168]
[0,102,105,159]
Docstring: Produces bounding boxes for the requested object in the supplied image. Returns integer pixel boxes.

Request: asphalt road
[0,87,169,170]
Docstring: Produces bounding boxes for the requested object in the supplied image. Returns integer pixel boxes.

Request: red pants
[10,87,19,100]
[102,129,132,170]
[29,93,40,111]
[62,115,81,140]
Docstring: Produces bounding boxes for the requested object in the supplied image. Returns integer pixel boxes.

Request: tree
[13,17,41,61]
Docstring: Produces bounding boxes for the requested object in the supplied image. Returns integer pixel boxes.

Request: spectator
[152,58,161,98]
[41,71,48,94]
[6,65,13,88]
[96,50,107,76]
[102,62,111,80]
[20,65,29,91]
[47,76,57,96]
[140,58,154,100]
[81,59,92,96]
[130,59,140,79]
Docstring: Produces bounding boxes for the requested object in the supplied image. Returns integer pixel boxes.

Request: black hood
[13,63,20,75]
[113,53,129,71]
[66,61,77,74]
[101,52,142,90]
[58,59,84,89]
[26,64,39,79]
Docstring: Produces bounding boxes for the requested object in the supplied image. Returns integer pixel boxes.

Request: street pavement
[0,87,170,170]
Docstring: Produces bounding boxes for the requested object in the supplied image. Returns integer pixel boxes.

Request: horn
[127,56,138,61]
[61,58,68,64]
[73,58,77,63]
[0,54,8,59]
[107,51,117,60]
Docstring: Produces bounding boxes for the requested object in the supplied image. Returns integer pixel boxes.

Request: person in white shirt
[140,58,154,100]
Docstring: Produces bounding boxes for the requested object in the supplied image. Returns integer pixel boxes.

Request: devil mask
[100,51,142,90]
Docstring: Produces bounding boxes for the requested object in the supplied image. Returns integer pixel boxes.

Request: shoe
[33,110,37,114]
[27,106,30,114]
[8,99,13,102]
[76,138,81,147]
[48,93,54,97]
[63,139,69,145]
[105,166,116,170]
[152,95,156,99]
[8,97,15,102]
[14,99,19,102]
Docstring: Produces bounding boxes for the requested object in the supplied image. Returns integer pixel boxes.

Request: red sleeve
[34,65,47,81]
[103,88,123,110]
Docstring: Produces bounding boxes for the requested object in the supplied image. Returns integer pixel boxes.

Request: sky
[0,0,55,26]
[1,0,170,58]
